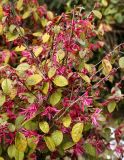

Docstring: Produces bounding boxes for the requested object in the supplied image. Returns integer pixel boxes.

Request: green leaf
[62,115,71,128]
[51,130,63,146]
[48,67,56,78]
[22,10,31,19]
[15,132,27,152]
[71,123,84,143]
[1,79,12,95]
[26,74,43,86]
[84,143,96,157]
[42,82,49,95]
[62,141,75,150]
[27,136,37,150]
[39,121,49,133]
[44,136,56,152]
[92,10,102,19]
[16,0,23,10]
[15,150,24,160]
[107,101,116,113]
[119,57,124,68]
[16,63,30,73]
[0,95,6,107]
[56,49,65,62]
[0,157,4,160]
[6,32,19,42]
[7,145,17,159]
[53,75,68,87]
[49,91,62,106]
[8,123,16,132]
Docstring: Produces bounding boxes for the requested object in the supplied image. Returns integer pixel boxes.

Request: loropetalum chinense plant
[0,0,124,159]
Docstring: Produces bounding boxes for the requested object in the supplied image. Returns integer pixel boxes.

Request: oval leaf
[119,57,124,68]
[71,123,84,143]
[15,132,27,152]
[44,136,56,152]
[51,130,63,146]
[53,75,68,87]
[62,115,71,128]
[107,101,116,113]
[39,121,49,133]
[1,79,12,95]
[49,91,62,106]
[0,95,6,107]
[48,67,56,78]
[93,10,102,19]
[26,74,43,86]
[8,145,17,159]
[102,59,112,75]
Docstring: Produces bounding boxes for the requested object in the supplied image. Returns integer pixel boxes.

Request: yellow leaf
[92,10,102,19]
[42,82,49,95]
[0,95,6,107]
[53,75,68,87]
[0,5,3,20]
[22,10,31,19]
[62,115,71,128]
[1,79,12,95]
[26,74,43,86]
[51,130,63,146]
[48,67,56,78]
[47,11,54,20]
[39,121,49,133]
[16,0,23,10]
[49,91,62,106]
[102,59,112,75]
[10,88,17,100]
[42,33,50,43]
[0,23,3,35]
[15,132,27,152]
[15,45,26,52]
[56,49,65,62]
[33,32,42,37]
[16,63,30,73]
[33,46,43,57]
[71,123,84,143]
[44,136,56,152]
[4,50,10,64]
[78,73,91,84]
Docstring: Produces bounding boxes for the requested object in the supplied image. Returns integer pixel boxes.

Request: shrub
[0,0,124,159]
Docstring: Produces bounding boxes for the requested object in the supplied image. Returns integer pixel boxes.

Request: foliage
[0,0,124,159]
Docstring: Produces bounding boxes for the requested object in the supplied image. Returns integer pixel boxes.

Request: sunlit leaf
[78,73,91,84]
[39,121,49,133]
[93,10,102,19]
[1,79,12,95]
[7,145,16,159]
[48,67,56,78]
[0,95,6,107]
[102,59,112,75]
[15,45,26,52]
[62,141,75,150]
[42,82,49,95]
[51,130,63,146]
[119,57,124,68]
[42,33,50,43]
[26,74,43,86]
[53,75,68,87]
[16,63,30,73]
[15,132,27,152]
[15,150,24,160]
[16,0,23,10]
[49,91,62,106]
[56,49,65,62]
[44,136,56,152]
[62,115,71,128]
[33,46,43,57]
[10,88,17,100]
[33,32,42,37]
[71,123,84,143]
[22,10,31,19]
